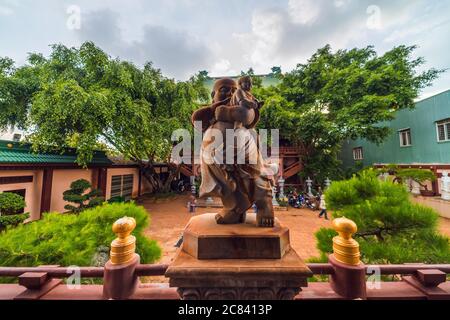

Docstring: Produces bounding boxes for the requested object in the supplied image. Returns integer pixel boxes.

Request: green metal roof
[0,140,112,165]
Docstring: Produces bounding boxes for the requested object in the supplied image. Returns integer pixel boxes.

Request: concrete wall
[50,169,96,213]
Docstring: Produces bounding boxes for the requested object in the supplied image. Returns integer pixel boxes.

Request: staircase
[283,161,301,179]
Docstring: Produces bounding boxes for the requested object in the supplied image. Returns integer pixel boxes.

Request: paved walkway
[142,194,450,282]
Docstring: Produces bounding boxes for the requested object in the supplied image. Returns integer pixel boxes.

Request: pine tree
[63,179,104,214]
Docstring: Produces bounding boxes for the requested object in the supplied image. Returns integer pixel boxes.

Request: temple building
[0,140,157,221]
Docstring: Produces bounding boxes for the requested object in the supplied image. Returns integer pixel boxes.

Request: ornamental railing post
[328,217,367,299]
[103,217,140,300]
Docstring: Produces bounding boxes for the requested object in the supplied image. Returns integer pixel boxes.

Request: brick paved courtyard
[143,193,450,282]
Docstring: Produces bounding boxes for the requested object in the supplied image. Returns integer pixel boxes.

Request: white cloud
[76,9,214,79]
[0,5,13,15]
[1,0,449,97]
[288,0,321,25]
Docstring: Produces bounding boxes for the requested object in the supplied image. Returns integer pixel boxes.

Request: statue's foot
[257,211,274,228]
[215,211,242,225]
[238,212,247,223]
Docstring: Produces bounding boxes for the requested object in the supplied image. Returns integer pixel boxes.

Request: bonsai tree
[63,179,104,214]
[0,192,26,216]
[376,165,436,192]
[314,169,449,264]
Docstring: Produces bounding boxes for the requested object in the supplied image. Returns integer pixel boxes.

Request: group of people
[287,188,328,220]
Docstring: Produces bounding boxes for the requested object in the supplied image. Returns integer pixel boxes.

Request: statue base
[165,213,312,300]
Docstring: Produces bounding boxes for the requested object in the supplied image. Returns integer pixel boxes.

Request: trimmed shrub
[0,213,29,231]
[0,202,161,267]
[314,169,450,264]
[0,192,26,216]
[63,179,104,214]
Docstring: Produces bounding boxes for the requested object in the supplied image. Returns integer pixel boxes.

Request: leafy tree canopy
[255,45,443,181]
[0,42,209,192]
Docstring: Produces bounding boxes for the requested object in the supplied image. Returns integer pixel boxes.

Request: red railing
[2,263,449,279]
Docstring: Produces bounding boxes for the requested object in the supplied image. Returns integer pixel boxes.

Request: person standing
[318,193,329,220]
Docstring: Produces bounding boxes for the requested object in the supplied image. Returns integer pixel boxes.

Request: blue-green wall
[340,89,450,169]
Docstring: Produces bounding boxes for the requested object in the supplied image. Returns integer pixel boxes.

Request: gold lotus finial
[110,216,137,265]
[332,217,360,266]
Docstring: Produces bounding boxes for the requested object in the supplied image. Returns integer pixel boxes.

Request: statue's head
[211,78,237,103]
[238,75,252,91]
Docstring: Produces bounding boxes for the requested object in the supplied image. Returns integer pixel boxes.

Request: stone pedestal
[165,213,312,300]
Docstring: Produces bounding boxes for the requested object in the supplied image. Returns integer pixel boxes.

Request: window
[4,189,26,214]
[436,119,450,142]
[110,174,134,201]
[398,128,412,147]
[12,133,21,142]
[352,147,363,160]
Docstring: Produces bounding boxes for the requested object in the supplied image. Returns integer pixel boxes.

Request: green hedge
[0,202,161,267]
[0,192,26,215]
[0,213,29,231]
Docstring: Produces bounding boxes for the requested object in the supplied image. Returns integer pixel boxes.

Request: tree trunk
[139,161,163,194]
[161,164,181,193]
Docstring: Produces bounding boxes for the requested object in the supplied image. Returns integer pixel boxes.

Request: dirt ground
[143,194,450,273]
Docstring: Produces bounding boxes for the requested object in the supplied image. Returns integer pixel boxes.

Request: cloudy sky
[1,0,449,98]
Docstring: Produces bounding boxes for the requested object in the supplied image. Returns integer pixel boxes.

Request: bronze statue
[231,76,263,129]
[192,77,275,227]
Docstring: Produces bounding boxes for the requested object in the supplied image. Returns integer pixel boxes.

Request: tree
[270,66,282,78]
[63,179,104,214]
[375,165,436,192]
[315,170,449,264]
[0,42,209,193]
[255,45,443,183]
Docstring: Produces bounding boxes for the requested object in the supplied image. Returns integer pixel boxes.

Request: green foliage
[315,228,337,254]
[63,179,104,213]
[316,170,449,263]
[255,45,442,181]
[375,165,436,190]
[0,203,161,267]
[240,68,262,88]
[399,168,432,180]
[0,42,209,193]
[0,213,29,231]
[0,192,26,216]
[108,196,126,204]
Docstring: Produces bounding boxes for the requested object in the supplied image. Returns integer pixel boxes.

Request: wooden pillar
[97,167,108,199]
[40,168,53,214]
[431,167,439,196]
[138,167,142,197]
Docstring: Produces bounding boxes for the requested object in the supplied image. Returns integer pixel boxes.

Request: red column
[97,167,108,199]
[40,168,53,215]
[138,167,142,197]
